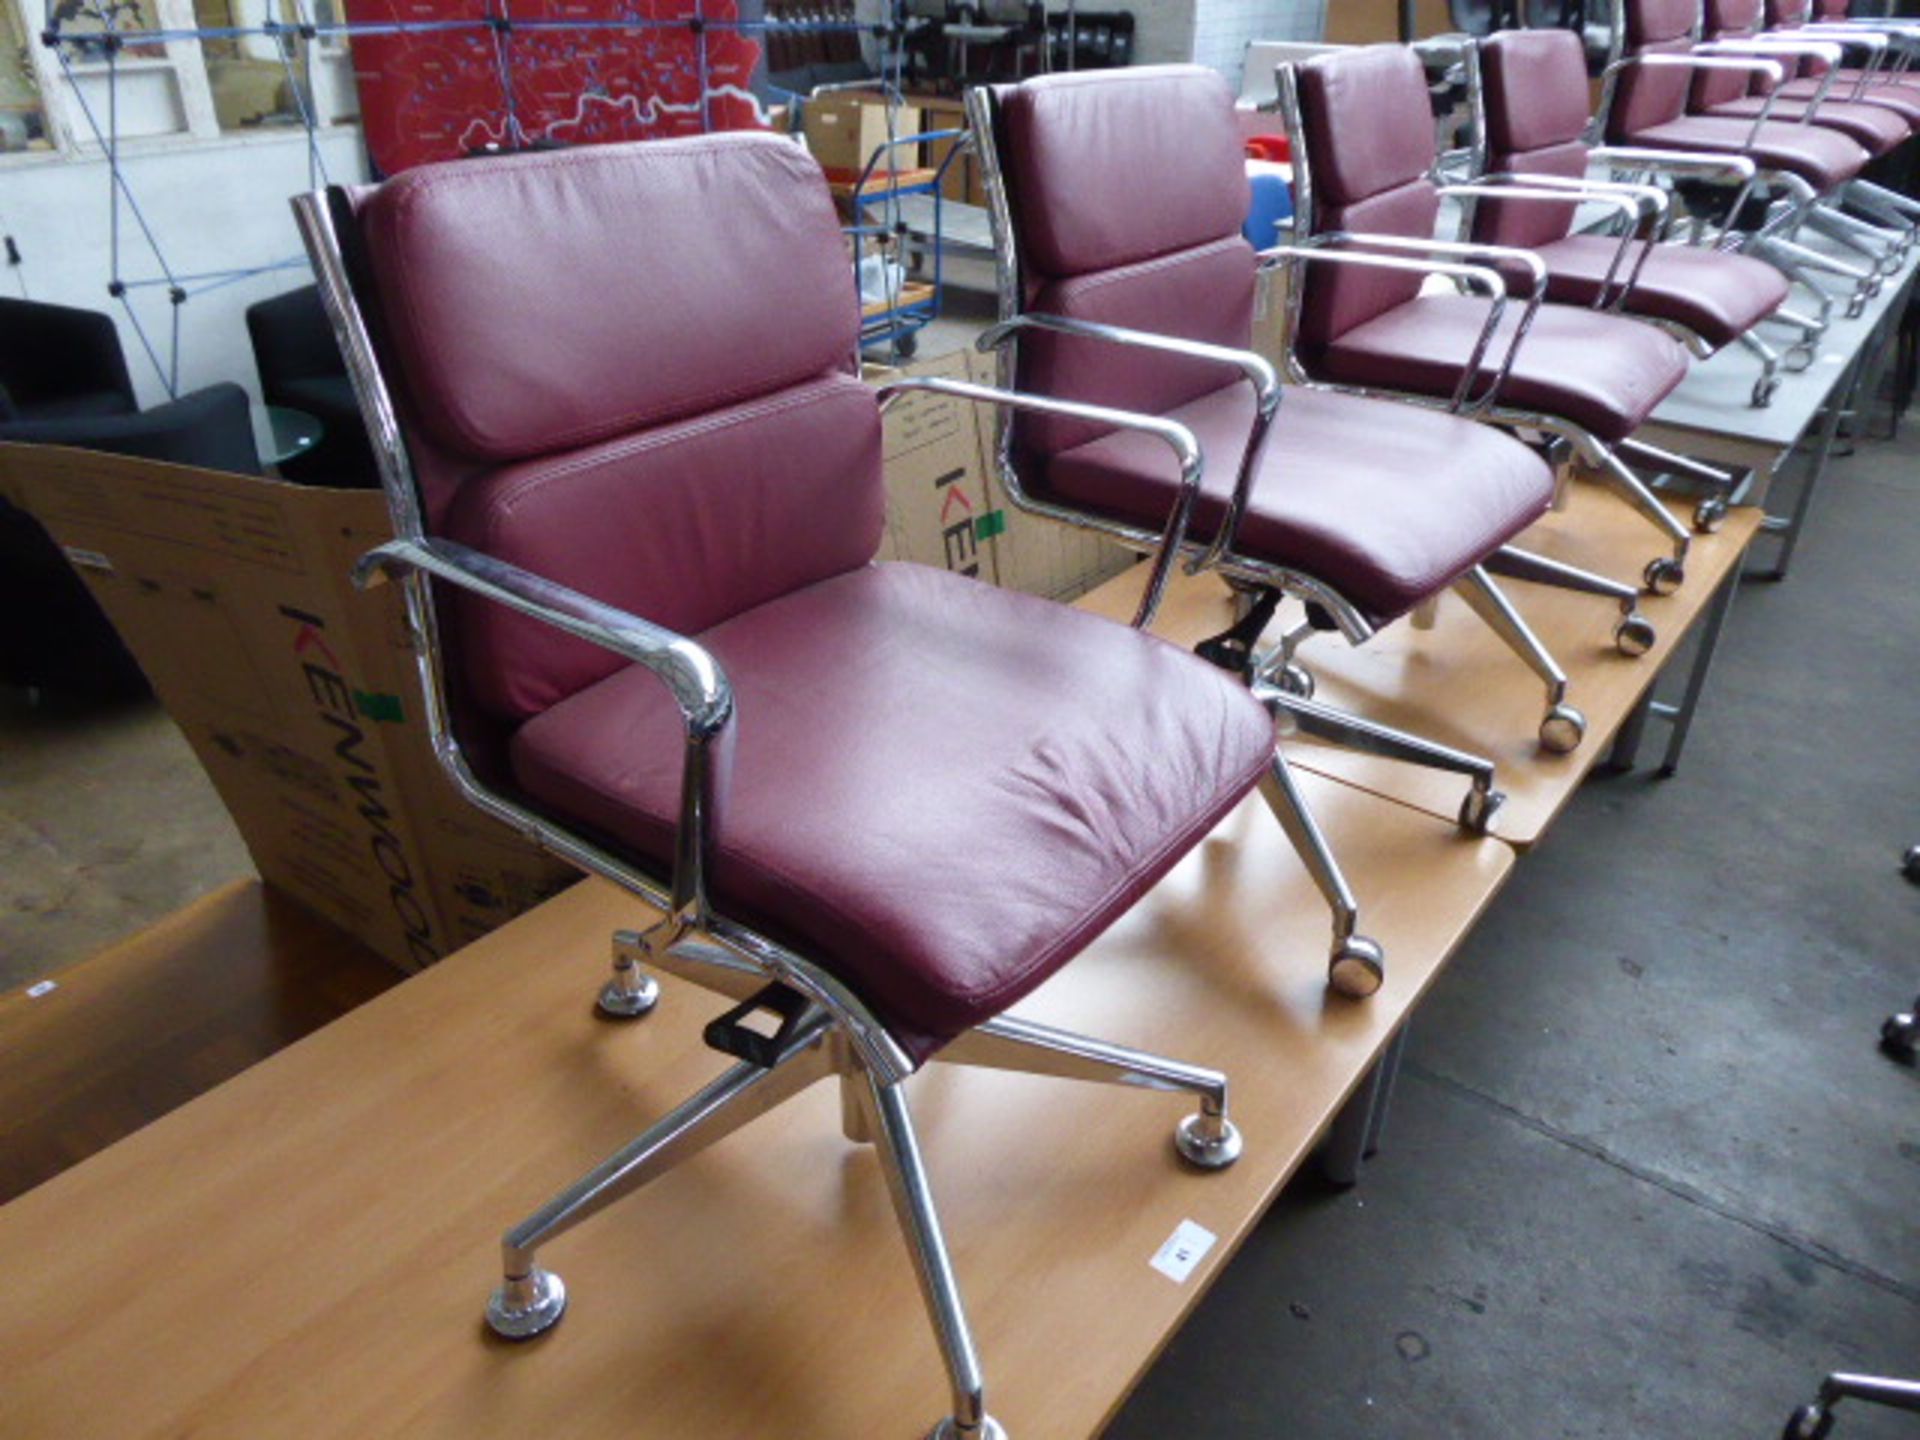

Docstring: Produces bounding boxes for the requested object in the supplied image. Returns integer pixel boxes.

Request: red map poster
[346,0,765,176]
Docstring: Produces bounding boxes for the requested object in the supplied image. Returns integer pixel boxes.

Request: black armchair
[0,382,259,699]
[0,296,137,423]
[245,284,380,486]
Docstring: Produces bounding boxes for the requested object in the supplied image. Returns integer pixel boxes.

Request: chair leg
[1484,545,1656,656]
[486,1012,837,1340]
[1588,443,1691,588]
[1735,329,1784,408]
[1615,437,1737,533]
[939,1013,1244,1167]
[861,1073,1005,1440]
[1250,746,1388,996]
[1257,687,1503,835]
[1450,566,1585,755]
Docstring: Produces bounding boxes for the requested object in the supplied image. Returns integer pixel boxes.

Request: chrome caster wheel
[486,1267,567,1340]
[1274,661,1315,700]
[1457,785,1504,835]
[1642,556,1684,596]
[1175,1111,1245,1170]
[1693,497,1728,534]
[1902,843,1920,883]
[596,964,660,1019]
[1328,935,1385,998]
[1784,342,1817,373]
[929,1418,1009,1440]
[1751,376,1778,408]
[1784,1403,1834,1440]
[1539,703,1586,755]
[1614,613,1656,657]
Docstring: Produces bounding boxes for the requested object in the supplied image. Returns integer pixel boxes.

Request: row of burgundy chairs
[1598,0,1920,328]
[287,43,1839,1433]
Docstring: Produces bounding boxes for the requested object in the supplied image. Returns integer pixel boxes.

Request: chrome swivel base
[596,962,661,1019]
[929,1418,1009,1440]
[1329,935,1386,999]
[1175,1111,1246,1170]
[486,1267,568,1340]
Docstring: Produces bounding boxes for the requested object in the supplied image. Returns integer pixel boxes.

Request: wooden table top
[0,773,1511,1440]
[1076,479,1763,849]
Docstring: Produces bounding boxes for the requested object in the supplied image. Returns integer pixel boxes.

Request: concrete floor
[1,317,1915,1434]
[1110,422,1920,1435]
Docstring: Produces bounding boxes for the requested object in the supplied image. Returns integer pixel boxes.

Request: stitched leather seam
[472,379,868,546]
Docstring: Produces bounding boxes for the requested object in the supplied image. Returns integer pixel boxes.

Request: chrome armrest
[875,375,1203,629]
[1696,39,1844,116]
[1588,147,1762,248]
[1439,179,1655,310]
[973,312,1278,576]
[354,535,735,919]
[1262,232,1543,417]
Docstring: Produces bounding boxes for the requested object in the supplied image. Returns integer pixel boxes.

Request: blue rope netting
[38,1,913,393]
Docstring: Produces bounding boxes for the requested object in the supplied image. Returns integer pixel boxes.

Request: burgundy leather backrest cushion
[1766,0,1811,23]
[1696,0,1766,104]
[362,134,858,487]
[1476,31,1587,247]
[1001,66,1249,279]
[1295,46,1438,348]
[997,67,1256,460]
[356,134,884,723]
[1612,0,1698,136]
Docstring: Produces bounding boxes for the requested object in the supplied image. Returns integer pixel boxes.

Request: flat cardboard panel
[866,350,1001,583]
[0,445,577,972]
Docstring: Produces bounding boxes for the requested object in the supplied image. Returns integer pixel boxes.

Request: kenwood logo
[280,604,439,967]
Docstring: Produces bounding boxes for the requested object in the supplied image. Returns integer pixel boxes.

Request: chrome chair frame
[1459,40,1795,407]
[292,185,1253,1440]
[1277,61,1732,589]
[964,80,1567,989]
[1592,5,1918,317]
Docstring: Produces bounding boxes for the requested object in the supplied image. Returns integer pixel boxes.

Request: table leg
[1657,565,1741,778]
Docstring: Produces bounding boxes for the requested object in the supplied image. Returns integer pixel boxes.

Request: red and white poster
[345,0,766,176]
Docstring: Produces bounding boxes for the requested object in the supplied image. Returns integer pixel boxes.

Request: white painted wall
[0,126,367,409]
[1192,0,1328,89]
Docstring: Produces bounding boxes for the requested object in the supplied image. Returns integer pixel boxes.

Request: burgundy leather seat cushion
[1619,113,1868,188]
[1533,236,1790,347]
[1043,384,1554,624]
[1781,77,1920,125]
[510,562,1275,1056]
[1701,95,1910,155]
[1311,295,1689,441]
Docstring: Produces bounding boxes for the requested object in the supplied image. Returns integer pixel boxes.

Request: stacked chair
[1467,27,1796,406]
[1596,0,1909,322]
[1277,43,1731,585]
[963,65,1688,987]
[289,130,1357,1440]
[1696,0,1916,159]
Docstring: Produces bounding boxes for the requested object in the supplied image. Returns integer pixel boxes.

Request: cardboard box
[866,349,1001,583]
[803,92,923,179]
[0,445,579,974]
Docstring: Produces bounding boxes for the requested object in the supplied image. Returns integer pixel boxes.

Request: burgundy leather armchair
[293,134,1275,1440]
[1697,0,1917,152]
[1470,27,1795,407]
[1280,43,1721,592]
[1597,0,1910,318]
[965,66,1675,977]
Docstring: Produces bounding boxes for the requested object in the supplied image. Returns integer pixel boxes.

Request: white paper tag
[1149,1218,1217,1284]
[63,547,114,574]
[25,980,57,998]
